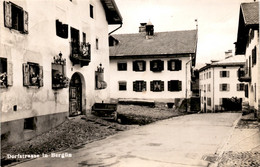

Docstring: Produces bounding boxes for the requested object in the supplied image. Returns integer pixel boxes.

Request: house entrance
[69,73,82,116]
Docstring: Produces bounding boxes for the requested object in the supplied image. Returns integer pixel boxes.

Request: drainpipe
[213,67,215,112]
[108,24,122,35]
[186,59,192,113]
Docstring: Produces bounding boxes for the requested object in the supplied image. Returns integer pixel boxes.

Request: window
[220,71,229,78]
[56,20,68,38]
[4,1,28,33]
[133,80,146,92]
[168,60,182,71]
[150,80,164,92]
[207,98,211,106]
[23,62,43,87]
[150,60,164,72]
[70,27,80,55]
[219,83,229,91]
[119,81,127,91]
[245,84,249,98]
[90,4,94,18]
[117,62,127,71]
[95,64,107,90]
[168,80,182,92]
[252,46,257,66]
[52,54,68,89]
[133,61,146,72]
[96,38,99,50]
[207,84,211,92]
[24,117,35,130]
[209,71,211,78]
[237,83,244,91]
[0,58,12,88]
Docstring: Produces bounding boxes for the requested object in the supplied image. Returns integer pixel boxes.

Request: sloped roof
[100,0,122,24]
[235,2,259,55]
[199,55,246,72]
[110,30,198,57]
[241,2,259,26]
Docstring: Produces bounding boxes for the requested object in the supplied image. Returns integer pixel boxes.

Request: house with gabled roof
[199,52,246,112]
[109,22,198,107]
[236,1,259,119]
[0,0,122,145]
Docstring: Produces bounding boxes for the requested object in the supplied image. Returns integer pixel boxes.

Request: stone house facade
[0,0,122,145]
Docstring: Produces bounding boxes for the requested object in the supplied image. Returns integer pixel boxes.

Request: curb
[208,114,242,167]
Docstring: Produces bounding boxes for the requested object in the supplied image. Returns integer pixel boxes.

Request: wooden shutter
[133,81,136,91]
[150,81,154,91]
[227,71,230,77]
[160,60,164,71]
[178,81,182,91]
[143,81,146,91]
[219,84,222,91]
[168,81,171,91]
[227,84,230,91]
[167,60,171,70]
[39,66,43,87]
[133,61,137,71]
[7,61,13,86]
[177,60,182,70]
[4,1,12,28]
[245,84,248,97]
[56,20,62,37]
[143,61,146,71]
[220,71,223,77]
[23,63,30,86]
[23,10,28,33]
[160,81,164,91]
[237,84,239,91]
[62,24,68,39]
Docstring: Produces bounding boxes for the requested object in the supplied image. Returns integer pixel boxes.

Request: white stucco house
[0,0,122,145]
[199,52,246,112]
[235,1,259,119]
[109,22,198,107]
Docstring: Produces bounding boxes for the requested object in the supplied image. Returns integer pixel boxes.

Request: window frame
[150,60,164,72]
[118,81,127,91]
[133,80,146,92]
[117,62,127,71]
[150,80,164,92]
[220,71,230,78]
[90,4,94,18]
[133,60,146,72]
[168,80,182,92]
[23,62,43,88]
[168,59,182,71]
[219,83,229,91]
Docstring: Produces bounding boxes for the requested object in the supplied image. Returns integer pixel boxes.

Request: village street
[12,113,243,167]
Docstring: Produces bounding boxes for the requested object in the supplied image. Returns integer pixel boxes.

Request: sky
[109,0,255,68]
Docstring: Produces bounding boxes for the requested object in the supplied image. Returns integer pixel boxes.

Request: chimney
[225,50,232,59]
[145,21,154,39]
[139,23,147,33]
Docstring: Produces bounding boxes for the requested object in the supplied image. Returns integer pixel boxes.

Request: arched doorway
[69,73,82,116]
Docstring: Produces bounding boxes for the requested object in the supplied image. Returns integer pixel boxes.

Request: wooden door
[69,73,82,116]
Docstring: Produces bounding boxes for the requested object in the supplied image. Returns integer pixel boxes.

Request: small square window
[237,83,244,91]
[23,62,43,87]
[220,71,229,78]
[150,80,164,92]
[220,83,229,91]
[119,81,127,91]
[117,62,127,71]
[133,80,146,92]
[24,117,36,130]
[168,80,182,92]
[96,38,99,50]
[150,60,164,72]
[133,61,146,72]
[168,60,182,71]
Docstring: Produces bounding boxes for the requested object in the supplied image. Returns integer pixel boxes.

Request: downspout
[213,67,215,112]
[186,59,192,113]
[109,24,122,35]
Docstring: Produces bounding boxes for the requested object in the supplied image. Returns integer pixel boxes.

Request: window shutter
[56,20,62,36]
[227,84,230,91]
[4,1,12,28]
[39,66,43,87]
[7,61,13,86]
[237,84,239,91]
[23,63,30,86]
[133,81,136,91]
[220,71,222,77]
[177,60,182,70]
[219,84,222,91]
[245,84,248,97]
[143,81,146,91]
[150,81,154,91]
[168,81,171,91]
[160,61,164,71]
[167,60,171,70]
[62,24,68,39]
[160,81,164,91]
[143,61,146,71]
[178,81,182,91]
[133,61,136,71]
[227,71,230,77]
[23,10,29,34]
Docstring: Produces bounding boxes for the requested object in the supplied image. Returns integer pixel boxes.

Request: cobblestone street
[216,113,260,167]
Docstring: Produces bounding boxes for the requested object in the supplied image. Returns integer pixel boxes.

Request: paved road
[15,113,241,167]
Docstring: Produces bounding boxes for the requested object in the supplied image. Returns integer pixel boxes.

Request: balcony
[238,67,251,82]
[70,42,91,67]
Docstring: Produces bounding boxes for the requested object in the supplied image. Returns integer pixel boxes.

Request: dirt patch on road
[1,104,183,166]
